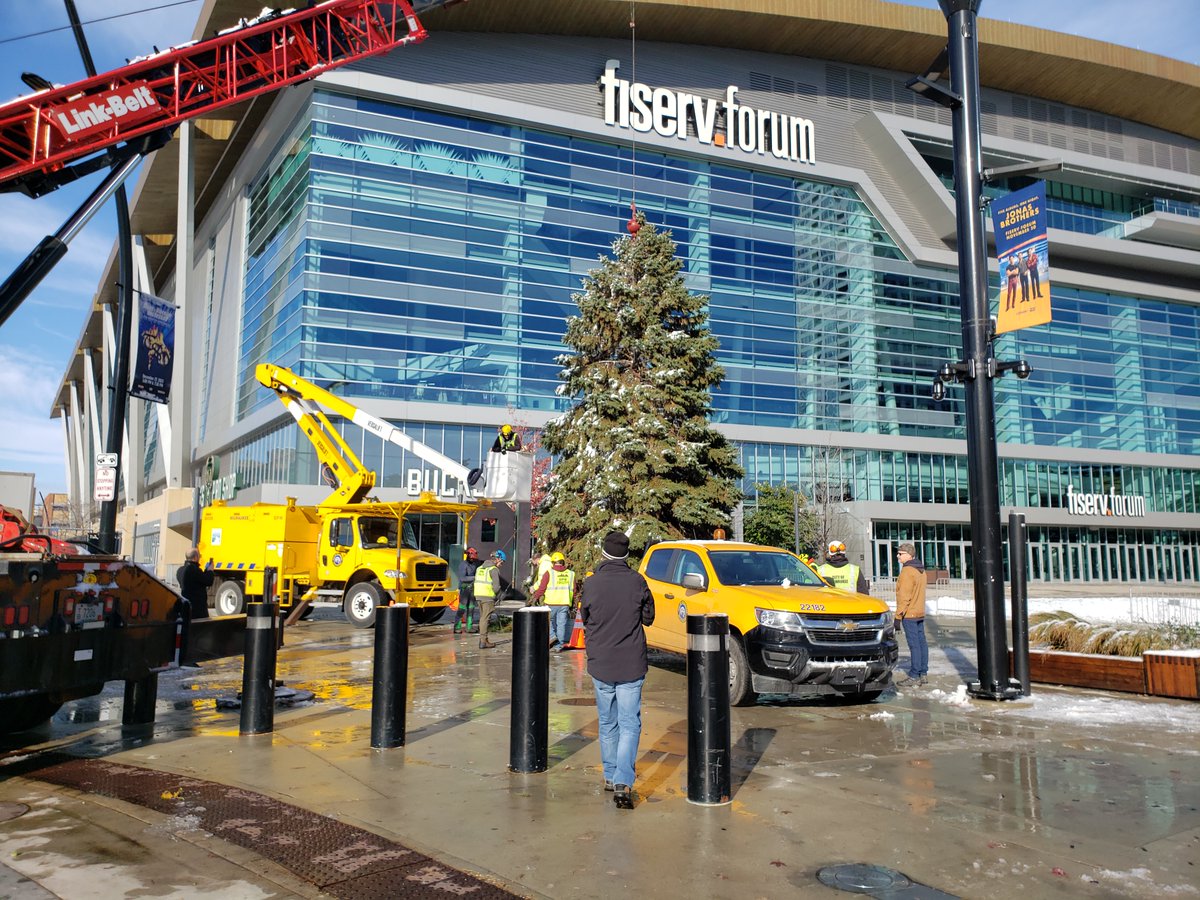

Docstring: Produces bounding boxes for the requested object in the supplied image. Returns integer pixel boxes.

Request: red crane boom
[0,0,428,196]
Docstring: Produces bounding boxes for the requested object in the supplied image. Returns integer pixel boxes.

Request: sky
[0,0,1196,502]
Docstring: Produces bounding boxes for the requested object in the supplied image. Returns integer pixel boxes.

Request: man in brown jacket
[894,542,928,684]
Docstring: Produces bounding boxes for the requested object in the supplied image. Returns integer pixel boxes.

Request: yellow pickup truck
[639,540,897,705]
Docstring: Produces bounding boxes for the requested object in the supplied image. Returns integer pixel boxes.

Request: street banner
[993,182,1051,335]
[130,292,175,403]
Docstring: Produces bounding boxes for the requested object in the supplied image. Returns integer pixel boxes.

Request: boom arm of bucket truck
[255,363,532,503]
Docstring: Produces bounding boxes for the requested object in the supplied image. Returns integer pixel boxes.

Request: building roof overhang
[52,0,1200,414]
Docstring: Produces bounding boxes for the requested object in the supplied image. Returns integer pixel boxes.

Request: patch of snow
[928,685,973,708]
[1001,693,1200,736]
[868,711,895,720]
[924,594,1199,626]
[1087,866,1200,896]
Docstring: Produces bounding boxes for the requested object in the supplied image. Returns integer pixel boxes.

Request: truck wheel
[409,607,445,625]
[728,636,757,707]
[344,581,383,628]
[214,579,245,616]
[0,696,62,735]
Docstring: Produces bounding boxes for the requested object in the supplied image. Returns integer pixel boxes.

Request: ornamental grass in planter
[1029,611,1200,657]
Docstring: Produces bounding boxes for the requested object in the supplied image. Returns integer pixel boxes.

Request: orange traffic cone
[567,609,586,650]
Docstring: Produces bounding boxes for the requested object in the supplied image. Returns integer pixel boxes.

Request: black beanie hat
[601,531,629,559]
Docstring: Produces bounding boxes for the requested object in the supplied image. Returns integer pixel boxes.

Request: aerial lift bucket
[478,451,533,502]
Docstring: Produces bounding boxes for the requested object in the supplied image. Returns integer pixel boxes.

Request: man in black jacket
[580,531,654,809]
[177,547,213,619]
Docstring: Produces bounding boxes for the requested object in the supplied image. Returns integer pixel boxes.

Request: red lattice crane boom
[0,0,429,197]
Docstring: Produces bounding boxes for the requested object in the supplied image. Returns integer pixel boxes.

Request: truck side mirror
[682,571,707,590]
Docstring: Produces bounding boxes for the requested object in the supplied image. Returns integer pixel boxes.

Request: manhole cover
[818,864,912,893]
[817,864,959,898]
[215,687,315,710]
[0,802,29,823]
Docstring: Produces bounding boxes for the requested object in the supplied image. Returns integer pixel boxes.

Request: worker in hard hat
[473,549,506,649]
[817,540,869,594]
[531,551,577,651]
[491,424,522,454]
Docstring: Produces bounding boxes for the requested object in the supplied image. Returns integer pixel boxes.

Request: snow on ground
[990,691,1200,736]
[927,595,1199,625]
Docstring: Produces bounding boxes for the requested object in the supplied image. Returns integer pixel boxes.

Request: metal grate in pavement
[32,755,519,898]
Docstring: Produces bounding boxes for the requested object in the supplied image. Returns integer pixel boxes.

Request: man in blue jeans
[895,542,929,685]
[579,531,655,809]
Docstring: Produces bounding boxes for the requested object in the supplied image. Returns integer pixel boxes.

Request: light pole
[909,0,1025,699]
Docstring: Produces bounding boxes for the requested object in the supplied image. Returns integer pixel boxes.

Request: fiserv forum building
[53,0,1200,586]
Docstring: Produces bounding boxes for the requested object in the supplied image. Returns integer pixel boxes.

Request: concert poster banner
[993,181,1051,335]
[130,292,175,403]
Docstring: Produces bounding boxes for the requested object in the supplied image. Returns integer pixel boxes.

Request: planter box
[1143,650,1200,700]
[1022,650,1147,694]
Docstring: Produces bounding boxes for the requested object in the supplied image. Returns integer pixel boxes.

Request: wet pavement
[1,610,1198,898]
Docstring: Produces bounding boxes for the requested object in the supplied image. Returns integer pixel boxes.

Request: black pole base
[966,679,1024,701]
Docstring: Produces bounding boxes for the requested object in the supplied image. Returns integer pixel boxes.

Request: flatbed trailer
[0,544,244,735]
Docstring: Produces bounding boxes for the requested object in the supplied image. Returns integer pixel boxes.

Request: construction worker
[528,549,553,603]
[531,551,577,651]
[818,540,869,594]
[474,549,506,649]
[455,546,482,635]
[491,424,522,454]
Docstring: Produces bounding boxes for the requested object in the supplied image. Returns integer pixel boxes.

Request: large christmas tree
[539,215,743,571]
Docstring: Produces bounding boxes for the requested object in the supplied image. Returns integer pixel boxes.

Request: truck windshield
[708,550,825,587]
[357,516,419,551]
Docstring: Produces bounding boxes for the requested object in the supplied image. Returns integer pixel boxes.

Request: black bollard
[261,567,283,649]
[122,673,158,726]
[371,603,410,749]
[687,613,732,805]
[240,601,277,735]
[509,606,550,773]
[1009,512,1032,695]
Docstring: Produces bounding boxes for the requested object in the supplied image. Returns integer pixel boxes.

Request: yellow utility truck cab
[201,497,458,627]
[639,540,897,705]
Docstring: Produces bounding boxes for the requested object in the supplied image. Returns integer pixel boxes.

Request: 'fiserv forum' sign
[599,60,815,165]
[1064,485,1146,518]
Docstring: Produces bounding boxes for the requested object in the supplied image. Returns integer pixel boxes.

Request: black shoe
[604,780,614,792]
[469,627,480,634]
[613,785,633,809]
[453,627,462,635]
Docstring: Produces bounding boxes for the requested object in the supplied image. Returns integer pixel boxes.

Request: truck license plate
[74,602,103,625]
[832,665,867,685]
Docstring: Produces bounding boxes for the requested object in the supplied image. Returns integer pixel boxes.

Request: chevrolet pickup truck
[639,540,897,705]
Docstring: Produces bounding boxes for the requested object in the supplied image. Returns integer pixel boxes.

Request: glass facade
[873,521,1200,584]
[740,443,1200,514]
[229,90,1200,583]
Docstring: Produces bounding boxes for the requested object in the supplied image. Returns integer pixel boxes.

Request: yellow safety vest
[818,562,860,591]
[474,564,497,598]
[544,569,575,605]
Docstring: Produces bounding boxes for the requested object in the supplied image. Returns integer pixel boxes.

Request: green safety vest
[497,433,519,451]
[474,563,497,598]
[544,569,575,605]
[818,562,860,591]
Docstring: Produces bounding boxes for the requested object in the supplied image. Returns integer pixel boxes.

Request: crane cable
[626,0,641,236]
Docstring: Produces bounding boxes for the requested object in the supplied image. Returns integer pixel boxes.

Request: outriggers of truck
[199,364,532,627]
